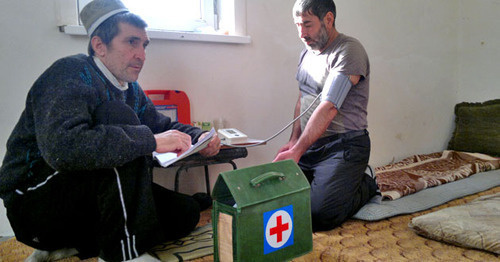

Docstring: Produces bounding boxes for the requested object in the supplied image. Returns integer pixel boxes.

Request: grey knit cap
[80,0,129,36]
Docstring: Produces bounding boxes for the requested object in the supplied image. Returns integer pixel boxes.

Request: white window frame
[56,0,250,44]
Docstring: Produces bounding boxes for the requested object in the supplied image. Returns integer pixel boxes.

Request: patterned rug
[150,225,213,261]
[376,150,499,200]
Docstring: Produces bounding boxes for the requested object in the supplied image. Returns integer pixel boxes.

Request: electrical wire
[221,92,322,148]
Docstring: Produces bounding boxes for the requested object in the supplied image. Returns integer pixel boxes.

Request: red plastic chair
[144,90,191,125]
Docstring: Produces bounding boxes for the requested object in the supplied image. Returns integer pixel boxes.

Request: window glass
[78,0,215,32]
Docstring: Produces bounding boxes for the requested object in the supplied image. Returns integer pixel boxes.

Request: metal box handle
[250,172,286,187]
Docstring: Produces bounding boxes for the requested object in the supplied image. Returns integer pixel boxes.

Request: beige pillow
[409,193,500,254]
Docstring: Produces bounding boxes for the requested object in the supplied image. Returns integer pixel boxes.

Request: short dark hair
[88,12,148,56]
[293,0,336,24]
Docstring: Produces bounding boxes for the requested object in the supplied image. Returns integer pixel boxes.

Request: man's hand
[273,101,338,163]
[276,140,296,155]
[273,140,300,162]
[198,133,221,157]
[154,130,192,154]
[273,146,302,163]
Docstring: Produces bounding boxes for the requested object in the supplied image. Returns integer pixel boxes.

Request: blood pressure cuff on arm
[321,73,352,109]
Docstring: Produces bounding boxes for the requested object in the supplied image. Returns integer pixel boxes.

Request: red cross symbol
[269,215,289,243]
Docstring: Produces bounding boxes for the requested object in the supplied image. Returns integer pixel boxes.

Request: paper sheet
[153,128,216,167]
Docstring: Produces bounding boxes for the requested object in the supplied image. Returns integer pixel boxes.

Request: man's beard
[305,23,329,51]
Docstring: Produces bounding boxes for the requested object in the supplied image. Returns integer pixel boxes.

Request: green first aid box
[212,160,312,262]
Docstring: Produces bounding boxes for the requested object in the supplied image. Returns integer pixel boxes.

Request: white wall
[0,0,498,236]
[336,0,460,165]
[457,0,500,102]
[0,0,88,236]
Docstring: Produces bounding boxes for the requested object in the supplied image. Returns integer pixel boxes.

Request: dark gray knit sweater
[0,54,202,198]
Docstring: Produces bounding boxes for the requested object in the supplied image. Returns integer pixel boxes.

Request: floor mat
[0,225,213,262]
[353,169,500,221]
[150,225,213,262]
[190,187,500,262]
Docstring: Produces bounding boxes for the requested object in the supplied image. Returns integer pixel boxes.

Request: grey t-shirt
[296,33,370,136]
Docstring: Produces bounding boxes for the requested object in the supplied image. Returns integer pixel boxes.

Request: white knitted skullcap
[80,0,129,36]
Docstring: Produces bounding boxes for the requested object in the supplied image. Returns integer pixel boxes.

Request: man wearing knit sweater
[0,0,220,261]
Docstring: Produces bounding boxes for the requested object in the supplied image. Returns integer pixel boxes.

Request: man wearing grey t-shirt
[274,0,378,231]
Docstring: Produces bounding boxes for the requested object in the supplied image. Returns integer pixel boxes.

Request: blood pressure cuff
[321,73,352,109]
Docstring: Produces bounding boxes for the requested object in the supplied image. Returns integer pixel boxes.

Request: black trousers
[299,130,378,232]
[4,101,200,261]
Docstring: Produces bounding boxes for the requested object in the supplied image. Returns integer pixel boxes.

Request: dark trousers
[4,101,200,261]
[299,130,378,231]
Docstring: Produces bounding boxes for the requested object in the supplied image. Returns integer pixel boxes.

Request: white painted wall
[457,0,500,102]
[0,0,498,236]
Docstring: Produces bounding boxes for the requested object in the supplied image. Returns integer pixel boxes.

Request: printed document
[153,128,216,167]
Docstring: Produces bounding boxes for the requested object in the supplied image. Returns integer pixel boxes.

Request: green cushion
[448,99,500,156]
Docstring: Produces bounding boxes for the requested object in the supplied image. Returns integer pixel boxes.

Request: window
[78,0,216,32]
[60,0,250,44]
